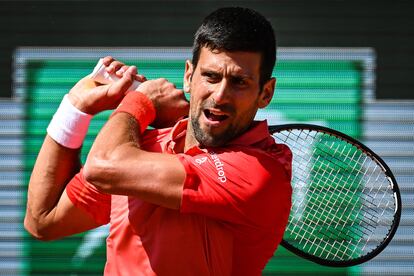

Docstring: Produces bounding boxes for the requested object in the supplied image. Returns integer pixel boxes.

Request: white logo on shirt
[193,153,227,183]
[210,152,227,183]
[195,157,208,165]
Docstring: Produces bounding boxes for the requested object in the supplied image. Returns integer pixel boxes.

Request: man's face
[184,47,275,147]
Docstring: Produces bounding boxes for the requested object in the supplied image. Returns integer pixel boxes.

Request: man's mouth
[203,109,229,123]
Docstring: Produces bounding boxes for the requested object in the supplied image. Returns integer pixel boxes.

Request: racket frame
[269,123,402,267]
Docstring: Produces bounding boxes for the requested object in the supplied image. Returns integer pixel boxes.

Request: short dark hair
[192,7,276,87]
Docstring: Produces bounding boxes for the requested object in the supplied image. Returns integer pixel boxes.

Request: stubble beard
[190,115,232,147]
[190,102,240,148]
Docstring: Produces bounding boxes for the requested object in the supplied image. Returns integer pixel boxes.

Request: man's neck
[183,121,200,152]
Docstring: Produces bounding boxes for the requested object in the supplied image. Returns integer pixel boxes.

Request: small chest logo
[195,157,208,165]
[193,153,227,183]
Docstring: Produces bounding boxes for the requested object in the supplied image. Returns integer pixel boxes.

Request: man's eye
[233,78,246,86]
[203,72,220,82]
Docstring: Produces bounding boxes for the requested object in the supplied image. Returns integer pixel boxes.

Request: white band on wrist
[47,94,93,149]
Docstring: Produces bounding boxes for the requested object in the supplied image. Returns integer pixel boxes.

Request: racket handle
[90,58,141,91]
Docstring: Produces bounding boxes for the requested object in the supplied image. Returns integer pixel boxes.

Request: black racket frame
[269,124,402,267]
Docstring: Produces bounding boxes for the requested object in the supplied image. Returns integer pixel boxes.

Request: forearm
[83,71,189,209]
[84,106,185,209]
[24,93,92,237]
[84,90,155,185]
[24,135,81,235]
[83,113,144,193]
[24,62,142,238]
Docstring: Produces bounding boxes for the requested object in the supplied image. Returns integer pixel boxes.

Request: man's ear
[183,60,193,93]
[258,77,276,109]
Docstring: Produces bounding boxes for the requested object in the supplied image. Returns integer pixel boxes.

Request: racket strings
[274,128,396,261]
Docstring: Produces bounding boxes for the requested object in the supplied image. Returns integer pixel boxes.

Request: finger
[102,56,114,66]
[116,65,146,82]
[115,65,129,77]
[106,61,124,74]
[178,98,190,116]
[121,65,137,83]
[135,74,147,82]
[108,66,137,95]
[173,93,190,120]
[175,89,190,102]
[167,81,177,90]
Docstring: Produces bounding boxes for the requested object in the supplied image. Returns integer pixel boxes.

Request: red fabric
[66,168,111,225]
[111,91,156,133]
[65,119,292,276]
[178,122,292,275]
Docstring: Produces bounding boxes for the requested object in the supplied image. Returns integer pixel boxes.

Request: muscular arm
[83,86,189,209]
[24,136,101,240]
[24,58,143,240]
[84,114,186,209]
[25,59,189,241]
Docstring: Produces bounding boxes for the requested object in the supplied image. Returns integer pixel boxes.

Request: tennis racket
[269,124,401,267]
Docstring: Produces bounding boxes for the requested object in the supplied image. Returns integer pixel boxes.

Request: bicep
[84,147,186,210]
[116,151,186,209]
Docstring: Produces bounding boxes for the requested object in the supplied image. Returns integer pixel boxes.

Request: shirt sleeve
[66,168,111,225]
[178,146,292,228]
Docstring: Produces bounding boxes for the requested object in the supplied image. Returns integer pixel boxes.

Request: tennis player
[24,7,292,275]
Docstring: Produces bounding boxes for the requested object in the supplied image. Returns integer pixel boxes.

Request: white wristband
[47,94,93,149]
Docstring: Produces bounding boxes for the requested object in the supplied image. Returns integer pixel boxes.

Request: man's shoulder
[213,139,291,172]
[211,135,292,185]
[227,129,291,161]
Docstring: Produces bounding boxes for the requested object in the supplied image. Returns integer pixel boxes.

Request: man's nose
[212,79,231,105]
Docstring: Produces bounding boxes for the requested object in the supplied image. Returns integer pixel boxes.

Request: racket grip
[90,58,141,91]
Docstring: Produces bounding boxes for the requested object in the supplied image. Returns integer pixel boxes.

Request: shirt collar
[227,120,271,146]
[165,118,270,154]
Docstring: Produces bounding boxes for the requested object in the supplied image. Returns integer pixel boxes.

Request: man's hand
[138,78,190,128]
[68,56,189,127]
[67,57,146,115]
[98,57,189,128]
